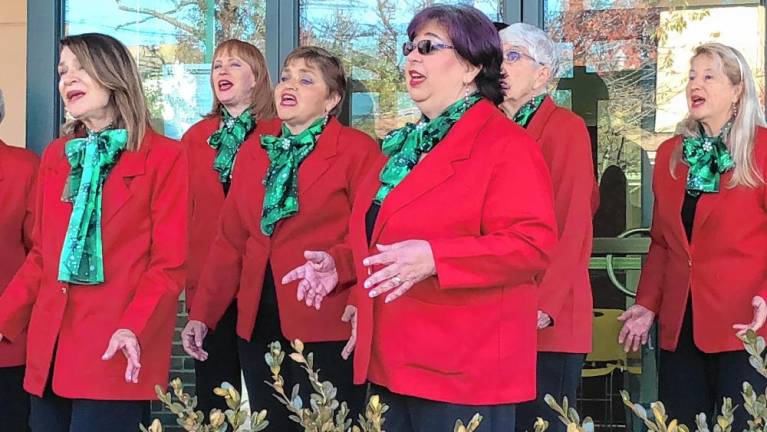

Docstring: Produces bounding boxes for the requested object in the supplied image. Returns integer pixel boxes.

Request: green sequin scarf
[682,122,735,196]
[208,108,255,183]
[259,117,326,235]
[375,94,482,204]
[513,94,546,128]
[59,128,128,284]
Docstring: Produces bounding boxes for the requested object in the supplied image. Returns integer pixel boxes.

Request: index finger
[363,251,396,267]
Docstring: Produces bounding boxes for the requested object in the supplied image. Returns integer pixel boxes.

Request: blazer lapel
[101,133,149,224]
[369,100,495,245]
[693,169,732,233]
[524,96,557,142]
[296,117,339,196]
[668,158,691,254]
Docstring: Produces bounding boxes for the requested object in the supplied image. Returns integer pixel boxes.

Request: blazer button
[687,259,692,267]
[61,286,67,294]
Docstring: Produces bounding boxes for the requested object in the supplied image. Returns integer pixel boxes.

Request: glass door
[543,1,766,429]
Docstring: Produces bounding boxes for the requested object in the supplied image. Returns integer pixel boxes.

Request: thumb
[194,327,204,348]
[305,250,326,263]
[341,308,353,322]
[102,338,119,360]
[617,310,632,321]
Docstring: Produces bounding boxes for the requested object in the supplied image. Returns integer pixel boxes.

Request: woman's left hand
[363,240,436,303]
[102,328,141,384]
[734,296,767,337]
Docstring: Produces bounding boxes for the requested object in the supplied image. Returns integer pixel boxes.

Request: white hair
[498,23,560,81]
[672,43,766,188]
[0,89,4,125]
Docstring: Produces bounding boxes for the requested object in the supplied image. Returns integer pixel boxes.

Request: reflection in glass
[64,0,267,138]
[300,0,501,139]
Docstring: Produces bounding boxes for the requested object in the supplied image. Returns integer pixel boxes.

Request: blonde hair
[207,39,277,120]
[60,33,150,151]
[672,43,766,188]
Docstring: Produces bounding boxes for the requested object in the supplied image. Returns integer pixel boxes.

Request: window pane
[300,0,502,140]
[64,0,267,138]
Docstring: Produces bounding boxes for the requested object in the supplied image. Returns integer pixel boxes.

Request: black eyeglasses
[402,39,455,56]
[504,50,544,65]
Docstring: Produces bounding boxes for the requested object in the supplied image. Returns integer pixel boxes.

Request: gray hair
[0,89,5,124]
[498,23,559,81]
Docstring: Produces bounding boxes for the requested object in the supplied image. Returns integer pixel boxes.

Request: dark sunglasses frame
[402,39,455,56]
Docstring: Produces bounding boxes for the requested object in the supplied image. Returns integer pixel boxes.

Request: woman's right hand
[181,320,209,361]
[341,305,357,360]
[282,251,339,310]
[617,304,655,352]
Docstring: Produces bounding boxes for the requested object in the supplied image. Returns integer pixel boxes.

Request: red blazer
[182,116,281,308]
[636,128,767,352]
[526,97,599,354]
[190,117,380,343]
[0,129,187,399]
[0,140,39,367]
[346,100,557,405]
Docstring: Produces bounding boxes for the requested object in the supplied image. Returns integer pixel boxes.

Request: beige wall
[0,1,26,148]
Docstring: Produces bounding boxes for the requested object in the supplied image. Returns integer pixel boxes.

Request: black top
[366,202,381,244]
[681,192,701,243]
[222,180,231,196]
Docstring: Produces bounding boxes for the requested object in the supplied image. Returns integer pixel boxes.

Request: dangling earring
[322,111,330,127]
[732,101,739,118]
[463,86,470,107]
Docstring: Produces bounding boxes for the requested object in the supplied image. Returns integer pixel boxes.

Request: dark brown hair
[282,46,346,116]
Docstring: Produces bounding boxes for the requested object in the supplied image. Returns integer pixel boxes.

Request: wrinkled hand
[363,240,436,303]
[617,304,655,352]
[181,320,209,361]
[341,305,357,360]
[734,296,767,337]
[102,329,142,383]
[537,311,552,329]
[282,251,339,310]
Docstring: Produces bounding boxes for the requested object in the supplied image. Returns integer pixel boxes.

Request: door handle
[605,228,651,297]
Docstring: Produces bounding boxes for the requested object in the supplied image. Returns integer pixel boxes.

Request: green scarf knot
[375,94,481,204]
[259,117,326,236]
[682,122,735,196]
[59,128,128,284]
[208,108,255,183]
[513,94,546,128]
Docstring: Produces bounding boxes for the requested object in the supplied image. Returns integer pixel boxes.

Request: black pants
[0,365,30,432]
[29,388,149,432]
[238,263,365,431]
[194,301,241,415]
[660,301,766,431]
[370,383,516,432]
[515,352,585,432]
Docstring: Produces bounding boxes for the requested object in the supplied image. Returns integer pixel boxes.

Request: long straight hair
[672,43,766,188]
[60,33,150,151]
[206,39,277,121]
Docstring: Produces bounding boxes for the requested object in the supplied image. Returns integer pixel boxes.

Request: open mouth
[280,93,297,107]
[408,70,426,86]
[690,95,706,108]
[218,80,233,91]
[66,90,86,103]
